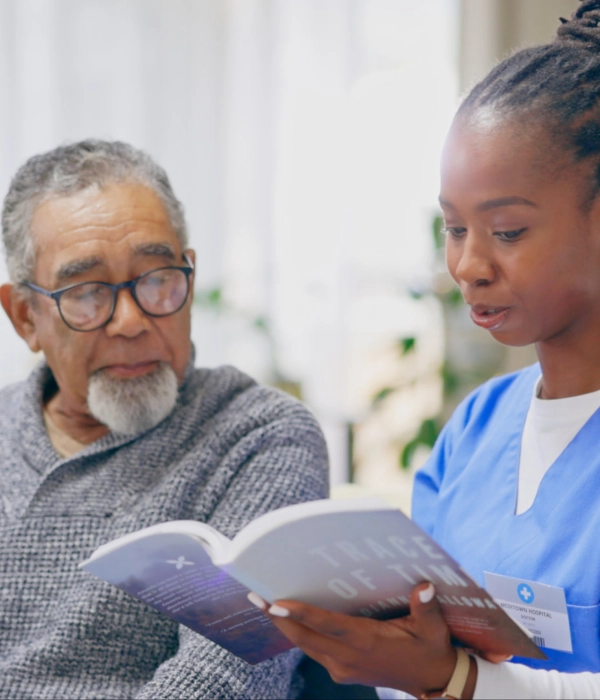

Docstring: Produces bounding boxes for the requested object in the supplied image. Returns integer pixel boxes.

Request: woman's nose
[449,231,496,287]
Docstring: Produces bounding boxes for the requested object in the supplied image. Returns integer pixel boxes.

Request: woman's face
[440,116,600,349]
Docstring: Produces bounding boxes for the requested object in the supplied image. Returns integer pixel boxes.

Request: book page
[83,520,231,561]
[81,531,293,664]
[223,496,392,563]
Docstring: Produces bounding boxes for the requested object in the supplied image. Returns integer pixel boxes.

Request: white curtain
[0,0,459,485]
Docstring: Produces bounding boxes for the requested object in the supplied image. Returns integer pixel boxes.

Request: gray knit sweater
[0,359,329,699]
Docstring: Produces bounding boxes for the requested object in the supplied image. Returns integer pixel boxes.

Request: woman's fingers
[405,582,452,644]
[246,584,459,695]
[480,651,513,663]
[248,583,450,652]
[249,593,371,641]
[246,595,379,681]
[247,591,268,610]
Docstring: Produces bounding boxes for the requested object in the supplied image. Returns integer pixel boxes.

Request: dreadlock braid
[557,0,600,47]
[459,0,600,199]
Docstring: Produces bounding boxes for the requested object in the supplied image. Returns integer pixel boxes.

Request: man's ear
[184,248,196,286]
[184,248,195,268]
[0,283,42,352]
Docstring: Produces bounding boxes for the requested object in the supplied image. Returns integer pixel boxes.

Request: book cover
[82,531,292,664]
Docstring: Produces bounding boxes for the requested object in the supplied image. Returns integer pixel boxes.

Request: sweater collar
[18,346,197,474]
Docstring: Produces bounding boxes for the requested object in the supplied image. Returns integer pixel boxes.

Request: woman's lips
[469,306,509,330]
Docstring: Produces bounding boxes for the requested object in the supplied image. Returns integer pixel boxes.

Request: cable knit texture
[0,358,329,699]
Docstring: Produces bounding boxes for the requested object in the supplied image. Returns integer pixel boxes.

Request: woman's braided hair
[459,0,600,200]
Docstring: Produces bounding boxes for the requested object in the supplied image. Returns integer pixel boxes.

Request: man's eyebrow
[438,196,537,211]
[56,256,103,282]
[55,244,177,282]
[133,242,176,260]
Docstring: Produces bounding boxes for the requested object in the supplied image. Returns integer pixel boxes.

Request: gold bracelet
[419,648,471,700]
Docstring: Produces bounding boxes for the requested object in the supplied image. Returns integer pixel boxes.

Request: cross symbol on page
[166,556,194,569]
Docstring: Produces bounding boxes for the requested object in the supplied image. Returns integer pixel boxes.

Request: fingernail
[268,604,291,617]
[419,583,436,603]
[247,592,267,610]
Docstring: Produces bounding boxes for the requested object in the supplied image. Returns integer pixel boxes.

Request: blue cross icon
[517,583,535,604]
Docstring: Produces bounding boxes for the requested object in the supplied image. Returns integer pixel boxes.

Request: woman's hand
[249,582,477,699]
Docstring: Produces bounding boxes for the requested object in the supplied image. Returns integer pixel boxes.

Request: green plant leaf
[399,417,440,469]
[372,387,395,405]
[444,287,463,307]
[253,316,269,331]
[398,336,416,355]
[432,213,445,250]
[416,418,439,447]
[400,439,419,469]
[442,362,460,396]
[206,288,222,305]
[194,287,224,309]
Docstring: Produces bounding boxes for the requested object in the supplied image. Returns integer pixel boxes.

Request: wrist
[419,648,476,700]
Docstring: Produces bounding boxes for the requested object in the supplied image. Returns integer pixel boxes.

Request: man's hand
[249,582,473,698]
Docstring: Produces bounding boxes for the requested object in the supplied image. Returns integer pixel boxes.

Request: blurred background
[0,0,579,510]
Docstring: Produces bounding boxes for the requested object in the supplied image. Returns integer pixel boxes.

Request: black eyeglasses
[23,254,194,332]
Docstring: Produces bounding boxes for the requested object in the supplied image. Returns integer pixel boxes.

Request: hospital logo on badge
[517,583,535,604]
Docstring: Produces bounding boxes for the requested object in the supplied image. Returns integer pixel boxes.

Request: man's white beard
[87,362,178,435]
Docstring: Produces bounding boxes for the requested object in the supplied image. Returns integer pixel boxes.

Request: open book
[80,497,545,665]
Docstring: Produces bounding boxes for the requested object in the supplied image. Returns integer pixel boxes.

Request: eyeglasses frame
[22,253,194,332]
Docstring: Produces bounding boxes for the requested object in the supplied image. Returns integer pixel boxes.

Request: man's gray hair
[1,140,188,284]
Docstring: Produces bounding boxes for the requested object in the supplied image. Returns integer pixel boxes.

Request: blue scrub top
[412,364,600,673]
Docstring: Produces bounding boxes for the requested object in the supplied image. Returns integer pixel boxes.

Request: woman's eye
[442,226,466,239]
[495,228,526,241]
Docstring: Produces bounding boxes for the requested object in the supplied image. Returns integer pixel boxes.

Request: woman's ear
[589,189,600,234]
[0,284,42,352]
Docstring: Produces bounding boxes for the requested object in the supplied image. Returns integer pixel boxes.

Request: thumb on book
[409,582,450,643]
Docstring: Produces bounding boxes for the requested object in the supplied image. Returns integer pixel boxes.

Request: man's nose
[451,232,496,287]
[104,288,151,338]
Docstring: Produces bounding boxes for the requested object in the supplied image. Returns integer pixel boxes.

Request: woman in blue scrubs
[248,1,600,698]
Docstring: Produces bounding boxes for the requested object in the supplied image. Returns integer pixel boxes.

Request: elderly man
[0,140,328,699]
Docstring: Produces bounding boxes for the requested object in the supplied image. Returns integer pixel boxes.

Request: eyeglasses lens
[58,269,189,331]
[60,283,113,331]
[135,269,188,315]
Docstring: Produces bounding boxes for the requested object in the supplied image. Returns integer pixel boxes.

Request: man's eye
[142,271,172,287]
[495,228,526,241]
[65,284,108,303]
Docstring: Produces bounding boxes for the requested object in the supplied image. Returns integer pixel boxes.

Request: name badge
[484,572,572,653]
